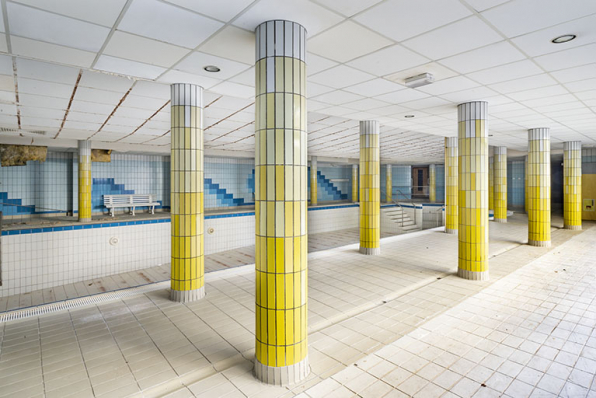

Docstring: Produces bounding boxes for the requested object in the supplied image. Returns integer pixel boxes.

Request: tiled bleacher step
[317,171,348,201]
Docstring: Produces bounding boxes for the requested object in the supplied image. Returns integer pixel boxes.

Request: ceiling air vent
[0,128,47,135]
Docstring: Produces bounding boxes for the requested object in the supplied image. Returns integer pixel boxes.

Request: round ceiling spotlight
[551,34,576,44]
[404,115,415,118]
[204,65,221,72]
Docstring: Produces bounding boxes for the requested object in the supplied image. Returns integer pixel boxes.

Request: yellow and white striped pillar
[494,146,507,223]
[563,141,582,230]
[359,120,380,255]
[170,83,204,303]
[78,140,92,222]
[429,164,436,202]
[254,20,309,386]
[444,137,457,234]
[527,128,551,247]
[488,149,494,212]
[458,102,489,281]
[525,155,528,214]
[310,156,317,206]
[352,164,358,202]
[386,164,392,203]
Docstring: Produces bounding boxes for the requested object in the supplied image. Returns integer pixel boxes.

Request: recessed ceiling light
[203,65,220,72]
[551,34,576,44]
[405,115,415,118]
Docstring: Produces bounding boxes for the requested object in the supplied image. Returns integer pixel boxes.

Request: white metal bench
[103,194,160,217]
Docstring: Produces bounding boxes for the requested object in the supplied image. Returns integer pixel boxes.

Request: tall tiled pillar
[310,156,317,206]
[488,149,494,212]
[386,164,392,203]
[525,155,528,214]
[457,102,489,281]
[170,83,204,303]
[78,140,92,222]
[359,120,380,255]
[527,128,551,247]
[444,137,458,234]
[563,141,582,230]
[429,164,436,202]
[254,20,309,386]
[494,146,507,223]
[352,164,358,203]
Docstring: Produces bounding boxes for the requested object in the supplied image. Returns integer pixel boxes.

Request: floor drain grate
[0,281,169,323]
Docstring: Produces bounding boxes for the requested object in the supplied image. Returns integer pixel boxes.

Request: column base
[255,356,310,386]
[78,218,91,223]
[457,268,489,281]
[170,286,205,303]
[359,246,381,255]
[494,218,507,223]
[564,224,582,231]
[445,228,457,235]
[528,240,551,247]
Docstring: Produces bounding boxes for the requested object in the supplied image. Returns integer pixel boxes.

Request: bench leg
[132,207,135,216]
[151,206,155,215]
[111,209,114,217]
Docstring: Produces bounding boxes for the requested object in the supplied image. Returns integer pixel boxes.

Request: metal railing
[381,188,417,227]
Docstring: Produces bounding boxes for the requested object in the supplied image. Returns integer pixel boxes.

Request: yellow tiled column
[458,102,489,281]
[386,164,392,203]
[254,20,309,386]
[525,155,528,214]
[494,146,507,223]
[310,156,317,206]
[528,128,551,247]
[429,164,436,202]
[78,140,92,222]
[360,120,380,255]
[564,141,582,230]
[352,164,358,203]
[170,83,204,303]
[444,137,458,234]
[488,152,494,213]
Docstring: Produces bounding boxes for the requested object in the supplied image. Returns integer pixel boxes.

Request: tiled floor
[0,228,396,312]
[0,214,592,398]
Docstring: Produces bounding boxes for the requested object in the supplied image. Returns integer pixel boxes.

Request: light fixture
[204,65,220,72]
[404,73,435,88]
[405,115,415,118]
[551,34,576,44]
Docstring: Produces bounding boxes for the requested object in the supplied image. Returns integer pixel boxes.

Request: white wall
[0,205,361,297]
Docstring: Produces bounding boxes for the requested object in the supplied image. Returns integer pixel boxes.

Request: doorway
[412,166,429,199]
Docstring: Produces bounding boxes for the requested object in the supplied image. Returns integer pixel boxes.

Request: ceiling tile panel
[402,17,502,60]
[481,0,596,38]
[346,45,429,77]
[103,31,190,68]
[232,0,343,36]
[8,2,110,52]
[308,21,393,63]
[354,0,471,42]
[118,0,223,48]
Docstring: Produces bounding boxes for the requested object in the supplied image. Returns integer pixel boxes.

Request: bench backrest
[131,194,154,204]
[104,194,155,205]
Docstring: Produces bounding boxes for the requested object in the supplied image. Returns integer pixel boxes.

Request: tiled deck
[0,214,593,398]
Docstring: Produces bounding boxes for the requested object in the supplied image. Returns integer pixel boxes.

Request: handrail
[380,188,417,226]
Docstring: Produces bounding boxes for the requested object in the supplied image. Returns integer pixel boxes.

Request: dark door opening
[412,166,429,199]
